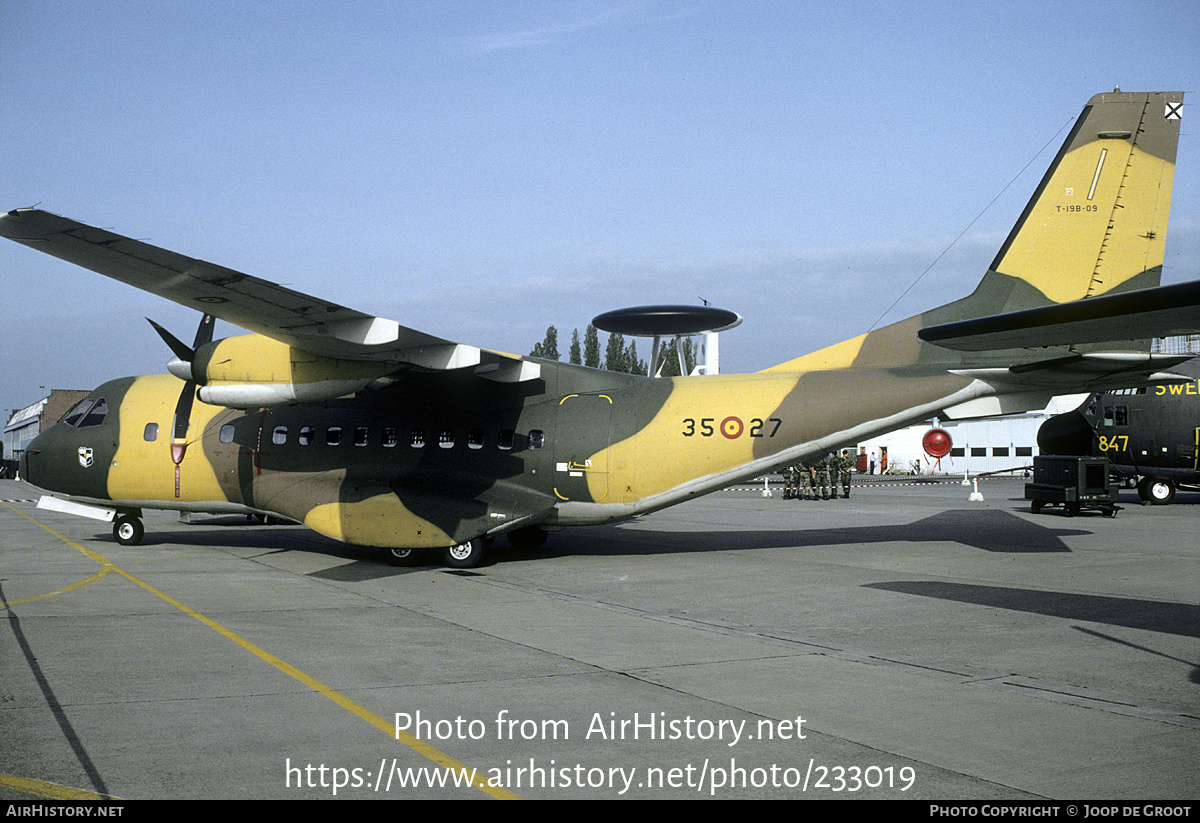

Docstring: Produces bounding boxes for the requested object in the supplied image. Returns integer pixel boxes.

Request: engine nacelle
[179,334,398,408]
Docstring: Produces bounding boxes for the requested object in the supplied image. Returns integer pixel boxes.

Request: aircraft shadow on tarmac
[863,581,1200,640]
[587,507,1089,556]
[72,506,1088,582]
[865,581,1200,685]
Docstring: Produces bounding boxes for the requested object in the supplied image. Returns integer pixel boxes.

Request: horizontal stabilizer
[919,281,1200,351]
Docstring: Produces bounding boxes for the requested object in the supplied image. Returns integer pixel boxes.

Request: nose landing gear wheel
[113,515,144,545]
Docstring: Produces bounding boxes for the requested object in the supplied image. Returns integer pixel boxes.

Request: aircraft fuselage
[22,352,982,549]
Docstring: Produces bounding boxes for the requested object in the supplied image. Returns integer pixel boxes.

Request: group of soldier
[781,450,855,500]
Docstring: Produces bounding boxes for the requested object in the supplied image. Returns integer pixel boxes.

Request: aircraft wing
[0,208,538,380]
[918,281,1200,352]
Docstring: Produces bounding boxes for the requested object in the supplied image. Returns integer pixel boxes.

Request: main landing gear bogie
[443,537,487,569]
[384,546,420,566]
[386,532,542,569]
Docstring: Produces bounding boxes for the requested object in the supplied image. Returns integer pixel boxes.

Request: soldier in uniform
[782,465,798,499]
[814,454,832,500]
[838,449,854,498]
[797,461,814,500]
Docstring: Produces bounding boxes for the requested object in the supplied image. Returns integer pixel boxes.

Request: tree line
[529,325,695,376]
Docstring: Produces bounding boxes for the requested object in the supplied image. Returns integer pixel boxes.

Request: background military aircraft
[1038,378,1200,504]
[4,90,1199,567]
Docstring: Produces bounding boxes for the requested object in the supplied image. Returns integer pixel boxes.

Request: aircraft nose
[17,424,99,498]
[1037,410,1094,455]
[19,433,44,487]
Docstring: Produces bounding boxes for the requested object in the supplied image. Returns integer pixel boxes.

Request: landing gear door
[553,393,613,502]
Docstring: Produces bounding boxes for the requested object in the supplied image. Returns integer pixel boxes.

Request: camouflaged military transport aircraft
[1037,380,1200,505]
[5,90,1200,568]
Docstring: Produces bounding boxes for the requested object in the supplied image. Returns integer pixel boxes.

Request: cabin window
[354,427,369,446]
[468,429,484,449]
[1103,407,1114,426]
[993,446,1009,457]
[143,423,159,442]
[1016,446,1033,457]
[299,426,314,445]
[1114,406,1128,426]
[970,447,986,457]
[220,424,235,443]
[326,426,342,446]
[410,428,425,448]
[498,429,514,450]
[528,430,545,450]
[78,399,108,428]
[382,427,398,447]
[272,426,288,445]
[438,429,455,449]
[950,448,964,457]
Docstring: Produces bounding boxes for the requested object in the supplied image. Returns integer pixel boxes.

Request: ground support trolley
[1025,455,1121,517]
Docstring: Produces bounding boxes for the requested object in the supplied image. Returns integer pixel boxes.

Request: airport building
[855,394,1089,477]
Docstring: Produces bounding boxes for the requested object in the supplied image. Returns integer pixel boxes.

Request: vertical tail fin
[767,90,1183,373]
[968,89,1182,314]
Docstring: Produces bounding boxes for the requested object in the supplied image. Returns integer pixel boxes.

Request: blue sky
[3,0,1198,410]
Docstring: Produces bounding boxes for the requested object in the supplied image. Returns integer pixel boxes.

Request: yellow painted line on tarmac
[0,772,116,800]
[0,566,113,608]
[2,502,521,800]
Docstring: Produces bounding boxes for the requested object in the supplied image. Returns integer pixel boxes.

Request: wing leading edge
[0,208,538,381]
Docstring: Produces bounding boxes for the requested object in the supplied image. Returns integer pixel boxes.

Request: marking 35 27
[682,417,782,439]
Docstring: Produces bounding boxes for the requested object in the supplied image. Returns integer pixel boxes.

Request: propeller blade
[148,314,215,361]
[144,314,215,497]
[192,313,215,349]
[147,318,194,362]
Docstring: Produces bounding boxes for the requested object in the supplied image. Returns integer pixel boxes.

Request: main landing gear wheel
[113,515,144,546]
[443,538,486,569]
[1137,476,1176,505]
[384,547,419,567]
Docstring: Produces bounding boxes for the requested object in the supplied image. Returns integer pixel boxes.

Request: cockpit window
[77,399,108,428]
[63,398,96,427]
